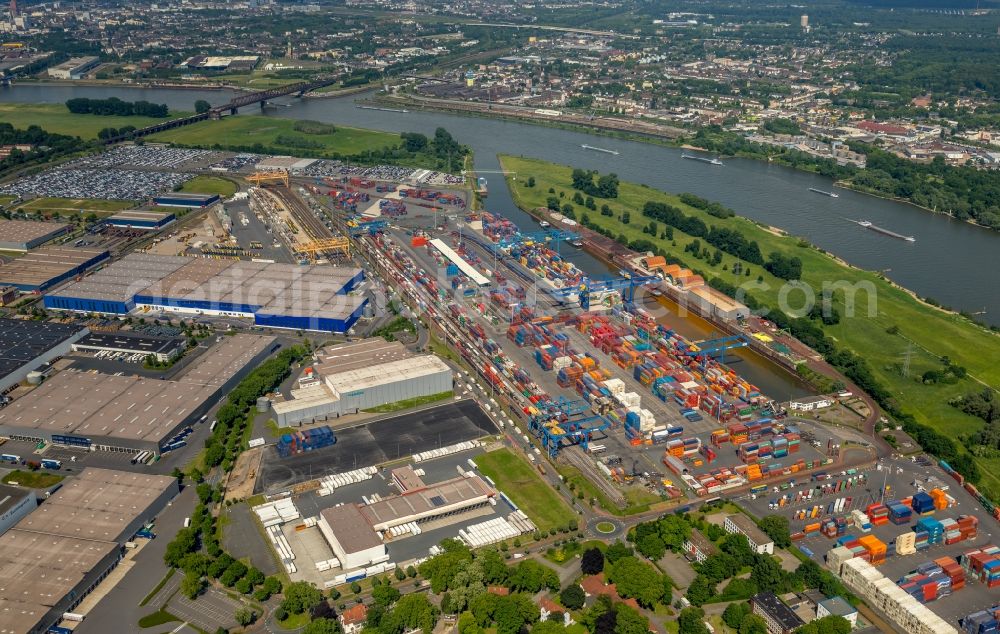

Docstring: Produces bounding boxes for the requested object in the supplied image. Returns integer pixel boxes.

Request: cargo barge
[682,153,723,166]
[850,219,915,242]
[581,144,620,156]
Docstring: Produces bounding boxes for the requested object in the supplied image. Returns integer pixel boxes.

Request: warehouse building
[270,338,452,426]
[0,483,35,536]
[46,55,100,79]
[0,467,177,634]
[724,514,775,554]
[43,253,367,332]
[317,474,494,570]
[751,592,805,634]
[71,331,185,363]
[0,318,89,393]
[0,334,276,454]
[153,193,220,208]
[105,210,176,231]
[0,245,109,291]
[0,219,69,251]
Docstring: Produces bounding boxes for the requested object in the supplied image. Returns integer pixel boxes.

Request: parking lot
[742,455,999,626]
[167,585,243,632]
[255,399,499,493]
[1,167,191,201]
[69,145,218,170]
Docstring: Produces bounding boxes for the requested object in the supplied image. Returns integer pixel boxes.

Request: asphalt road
[77,484,196,634]
[256,399,497,493]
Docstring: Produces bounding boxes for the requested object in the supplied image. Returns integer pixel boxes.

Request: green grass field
[501,156,1000,491]
[14,197,135,218]
[148,115,402,157]
[1,469,65,488]
[475,449,575,532]
[179,175,238,198]
[0,103,185,139]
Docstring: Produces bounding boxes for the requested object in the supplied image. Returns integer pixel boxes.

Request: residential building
[816,596,857,627]
[683,529,718,563]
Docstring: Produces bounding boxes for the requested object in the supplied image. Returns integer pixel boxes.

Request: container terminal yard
[0,146,997,634]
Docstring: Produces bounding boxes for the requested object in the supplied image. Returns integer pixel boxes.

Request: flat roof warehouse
[44,253,368,333]
[0,334,276,454]
[0,467,177,634]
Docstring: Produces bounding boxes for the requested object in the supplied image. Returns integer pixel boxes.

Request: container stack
[866,503,890,526]
[898,562,953,604]
[934,556,967,591]
[915,517,945,546]
[911,491,936,515]
[888,502,913,525]
[960,545,1000,588]
[276,426,336,458]
[962,607,1000,634]
[858,535,887,565]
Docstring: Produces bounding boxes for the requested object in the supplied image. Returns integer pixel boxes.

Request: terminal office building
[0,334,277,455]
[43,253,368,333]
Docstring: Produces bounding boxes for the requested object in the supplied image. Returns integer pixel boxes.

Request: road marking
[170,621,189,633]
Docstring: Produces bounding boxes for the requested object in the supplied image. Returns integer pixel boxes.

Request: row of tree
[65,97,169,117]
[572,169,620,199]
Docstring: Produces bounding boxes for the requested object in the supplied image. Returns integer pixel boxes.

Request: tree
[685,575,715,607]
[163,528,198,568]
[181,571,205,599]
[195,100,211,114]
[372,583,401,609]
[235,607,256,627]
[723,602,750,629]
[606,557,663,608]
[604,542,633,565]
[509,560,559,593]
[739,614,768,634]
[797,615,852,634]
[636,533,666,560]
[581,547,605,575]
[527,176,536,188]
[282,581,323,615]
[302,618,341,634]
[758,515,791,549]
[615,603,650,634]
[560,584,585,610]
[678,607,710,634]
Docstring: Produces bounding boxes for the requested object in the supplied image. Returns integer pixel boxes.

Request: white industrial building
[271,338,453,426]
[47,56,101,79]
[318,504,388,571]
[788,395,835,412]
[316,473,495,571]
[724,514,775,554]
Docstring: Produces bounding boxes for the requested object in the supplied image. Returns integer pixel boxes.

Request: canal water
[5,84,998,395]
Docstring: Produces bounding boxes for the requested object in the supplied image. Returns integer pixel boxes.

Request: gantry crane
[551,272,660,310]
[295,236,351,260]
[246,171,289,188]
[501,229,580,256]
[527,397,610,458]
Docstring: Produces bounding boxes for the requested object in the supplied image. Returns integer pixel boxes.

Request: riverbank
[499,154,999,495]
[374,92,685,141]
[0,102,191,139]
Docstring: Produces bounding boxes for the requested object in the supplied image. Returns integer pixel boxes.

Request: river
[4,84,998,394]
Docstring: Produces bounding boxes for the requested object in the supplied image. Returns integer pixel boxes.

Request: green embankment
[0,103,184,139]
[361,391,453,414]
[148,115,399,157]
[475,448,575,532]
[1,470,65,488]
[500,155,1000,495]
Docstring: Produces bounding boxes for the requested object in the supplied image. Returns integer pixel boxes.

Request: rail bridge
[104,75,340,144]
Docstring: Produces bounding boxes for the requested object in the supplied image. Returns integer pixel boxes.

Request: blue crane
[528,402,611,458]
[500,229,580,255]
[348,219,388,236]
[682,334,752,365]
[551,273,660,310]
